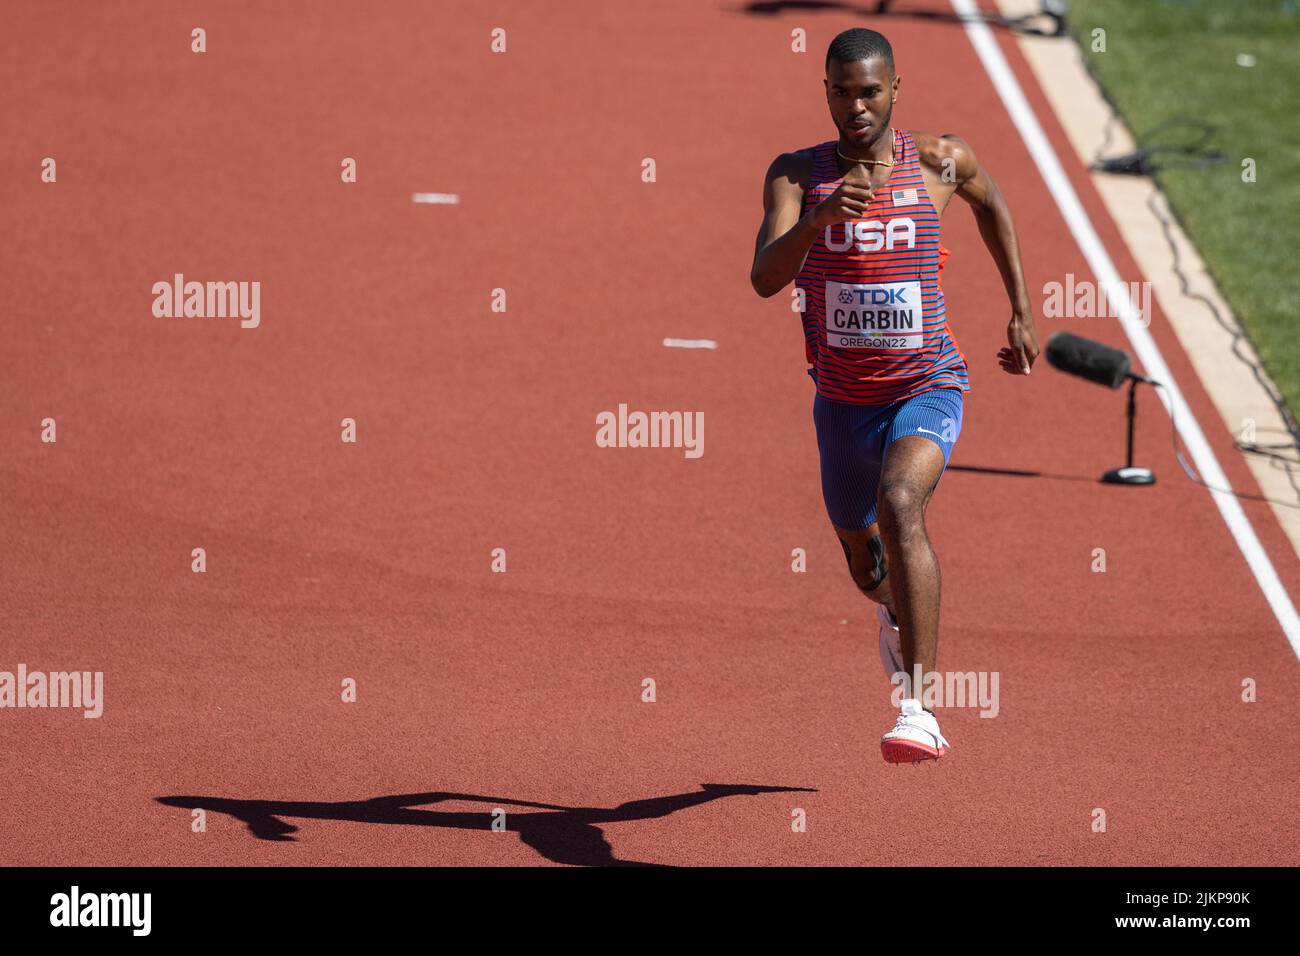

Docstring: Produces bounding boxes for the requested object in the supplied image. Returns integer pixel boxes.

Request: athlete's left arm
[943,135,1039,376]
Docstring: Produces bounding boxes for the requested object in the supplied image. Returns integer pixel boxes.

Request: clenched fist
[810,166,874,228]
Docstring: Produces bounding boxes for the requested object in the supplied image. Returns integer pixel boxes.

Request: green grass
[1067,0,1300,419]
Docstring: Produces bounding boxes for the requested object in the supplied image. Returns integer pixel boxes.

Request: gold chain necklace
[837,129,895,168]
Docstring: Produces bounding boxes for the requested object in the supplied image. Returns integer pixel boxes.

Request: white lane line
[663,338,718,349]
[411,193,460,204]
[950,0,1300,656]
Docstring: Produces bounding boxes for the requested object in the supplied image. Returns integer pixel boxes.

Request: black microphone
[1044,331,1159,388]
[1044,331,1161,484]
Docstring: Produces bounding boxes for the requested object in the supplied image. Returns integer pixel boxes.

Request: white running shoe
[880,698,950,763]
[877,603,904,682]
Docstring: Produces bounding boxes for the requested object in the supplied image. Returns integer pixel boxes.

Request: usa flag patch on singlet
[892,188,919,207]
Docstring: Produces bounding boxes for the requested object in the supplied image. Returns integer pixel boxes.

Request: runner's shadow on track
[156,783,815,867]
[947,464,1100,482]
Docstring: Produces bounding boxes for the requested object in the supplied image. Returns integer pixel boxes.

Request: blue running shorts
[812,384,965,529]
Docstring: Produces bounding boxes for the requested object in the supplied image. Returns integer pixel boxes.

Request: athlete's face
[824,56,899,148]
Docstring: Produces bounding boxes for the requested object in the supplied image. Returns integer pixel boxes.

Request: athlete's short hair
[825,28,895,73]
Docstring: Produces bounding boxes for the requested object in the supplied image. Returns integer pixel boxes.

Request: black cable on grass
[1091,116,1227,175]
[1090,116,1300,507]
[1145,190,1300,505]
[1154,382,1300,510]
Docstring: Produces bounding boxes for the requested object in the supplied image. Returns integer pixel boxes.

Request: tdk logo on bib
[824,216,916,253]
[837,286,910,306]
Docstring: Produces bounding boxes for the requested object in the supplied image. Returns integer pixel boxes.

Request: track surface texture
[3,1,1298,866]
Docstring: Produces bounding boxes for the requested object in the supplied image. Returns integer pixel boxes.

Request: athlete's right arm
[750,152,871,298]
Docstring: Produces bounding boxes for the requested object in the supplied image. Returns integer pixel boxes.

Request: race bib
[825,280,924,350]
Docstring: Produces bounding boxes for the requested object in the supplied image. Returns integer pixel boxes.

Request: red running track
[2,0,1298,866]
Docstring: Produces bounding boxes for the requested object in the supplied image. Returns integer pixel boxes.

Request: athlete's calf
[835,524,896,616]
[875,435,946,681]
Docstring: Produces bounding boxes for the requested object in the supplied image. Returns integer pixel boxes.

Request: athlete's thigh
[880,436,946,507]
[881,387,965,502]
[813,393,890,529]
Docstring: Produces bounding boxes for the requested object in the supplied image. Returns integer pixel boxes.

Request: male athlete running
[750,28,1039,763]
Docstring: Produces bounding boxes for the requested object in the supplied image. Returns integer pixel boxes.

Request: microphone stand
[1101,375,1156,485]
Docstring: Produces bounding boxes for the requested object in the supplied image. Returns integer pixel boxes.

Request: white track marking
[950,0,1300,656]
[411,193,460,204]
[662,338,718,349]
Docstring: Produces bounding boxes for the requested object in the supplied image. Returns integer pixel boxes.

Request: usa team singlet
[796,129,971,405]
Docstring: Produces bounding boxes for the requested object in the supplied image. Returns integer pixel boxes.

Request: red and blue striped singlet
[796,129,971,404]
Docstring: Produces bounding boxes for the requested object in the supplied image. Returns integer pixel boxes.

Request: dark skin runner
[750,53,1039,694]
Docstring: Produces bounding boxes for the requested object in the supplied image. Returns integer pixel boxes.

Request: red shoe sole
[880,739,946,764]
